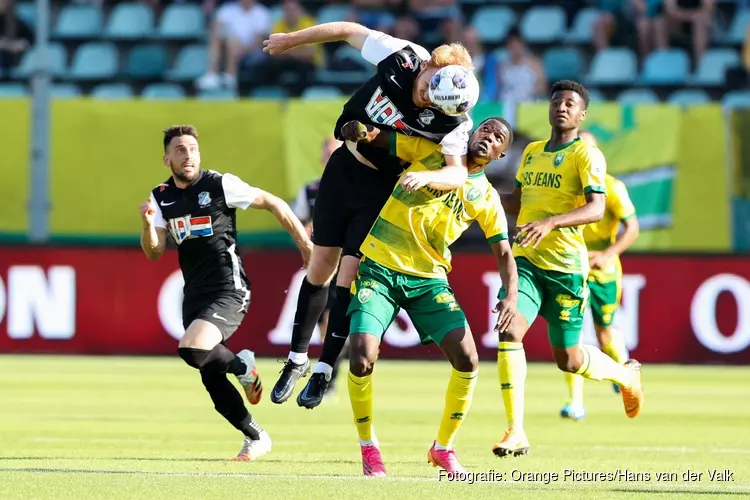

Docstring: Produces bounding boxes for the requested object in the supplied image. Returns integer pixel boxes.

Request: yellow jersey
[584,174,636,282]
[361,132,509,279]
[272,16,324,67]
[514,137,607,275]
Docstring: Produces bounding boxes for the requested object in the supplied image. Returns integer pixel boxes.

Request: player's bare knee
[349,351,375,377]
[441,328,479,372]
[307,246,341,285]
[553,347,583,373]
[595,325,612,346]
[337,256,361,286]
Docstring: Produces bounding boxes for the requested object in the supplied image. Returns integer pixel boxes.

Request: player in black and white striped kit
[140,125,312,461]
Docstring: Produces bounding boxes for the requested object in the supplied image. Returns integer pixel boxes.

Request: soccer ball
[428,65,480,116]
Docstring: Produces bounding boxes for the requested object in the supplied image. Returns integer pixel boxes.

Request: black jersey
[334,44,471,177]
[150,169,258,297]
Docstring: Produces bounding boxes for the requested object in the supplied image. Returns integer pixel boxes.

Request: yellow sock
[576,345,633,388]
[564,371,584,406]
[497,341,526,431]
[348,371,374,443]
[436,368,478,449]
[600,328,627,364]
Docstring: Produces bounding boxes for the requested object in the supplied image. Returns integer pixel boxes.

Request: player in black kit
[263,23,476,408]
[140,125,312,461]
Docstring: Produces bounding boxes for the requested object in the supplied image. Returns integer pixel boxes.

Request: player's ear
[580,109,587,121]
[162,155,169,167]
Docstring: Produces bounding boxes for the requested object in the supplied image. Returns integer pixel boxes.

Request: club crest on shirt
[198,191,212,207]
[465,186,481,202]
[401,53,417,70]
[418,109,435,127]
[358,288,373,304]
[553,153,565,167]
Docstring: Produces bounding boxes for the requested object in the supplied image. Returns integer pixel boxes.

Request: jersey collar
[544,137,580,153]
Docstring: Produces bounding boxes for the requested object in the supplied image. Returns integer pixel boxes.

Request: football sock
[290,277,330,355]
[564,372,585,406]
[348,371,374,442]
[436,368,477,449]
[497,341,527,431]
[600,328,627,364]
[318,286,352,366]
[200,370,261,439]
[177,345,246,376]
[576,344,633,388]
[312,362,333,379]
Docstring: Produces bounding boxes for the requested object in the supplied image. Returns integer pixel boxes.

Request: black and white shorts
[182,290,251,341]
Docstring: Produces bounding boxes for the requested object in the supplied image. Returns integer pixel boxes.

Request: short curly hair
[163,125,198,152]
[550,80,590,109]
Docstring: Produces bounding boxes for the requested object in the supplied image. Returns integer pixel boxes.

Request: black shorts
[312,146,399,257]
[182,290,251,341]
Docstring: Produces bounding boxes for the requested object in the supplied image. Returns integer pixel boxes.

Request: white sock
[434,442,450,451]
[288,352,308,364]
[313,362,333,380]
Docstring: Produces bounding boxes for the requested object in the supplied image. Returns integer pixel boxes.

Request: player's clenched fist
[140,198,156,226]
[340,120,371,143]
[263,33,296,55]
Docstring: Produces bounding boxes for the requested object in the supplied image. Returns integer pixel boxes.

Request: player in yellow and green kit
[493,81,645,458]
[339,117,519,476]
[560,130,640,420]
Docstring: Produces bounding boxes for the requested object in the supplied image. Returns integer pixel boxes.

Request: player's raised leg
[177,317,271,461]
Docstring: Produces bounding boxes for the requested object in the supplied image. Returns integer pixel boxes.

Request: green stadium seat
[543,47,583,82]
[12,43,67,79]
[91,83,134,99]
[53,5,103,39]
[617,88,659,104]
[127,44,168,80]
[520,6,566,43]
[471,7,516,43]
[104,3,154,39]
[587,48,637,85]
[68,42,118,80]
[640,49,690,85]
[158,4,206,40]
[142,83,185,99]
[166,45,208,82]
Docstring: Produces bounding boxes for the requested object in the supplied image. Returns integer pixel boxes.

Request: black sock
[319,286,352,367]
[290,277,330,354]
[330,338,350,382]
[200,371,261,439]
[205,344,247,376]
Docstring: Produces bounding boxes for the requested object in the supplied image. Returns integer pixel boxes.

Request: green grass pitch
[1,355,749,499]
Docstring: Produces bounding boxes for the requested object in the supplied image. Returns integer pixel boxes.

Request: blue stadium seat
[250,86,289,99]
[543,48,583,82]
[68,42,118,80]
[667,89,710,107]
[587,88,605,101]
[692,48,740,86]
[520,6,566,43]
[587,48,637,85]
[332,45,370,71]
[142,83,185,99]
[722,91,750,109]
[566,8,599,43]
[269,5,284,26]
[158,4,206,39]
[471,7,516,43]
[315,69,373,85]
[0,84,27,98]
[617,88,659,105]
[91,83,134,99]
[51,83,81,98]
[728,10,750,44]
[127,45,168,79]
[640,49,690,85]
[12,43,67,79]
[301,86,343,99]
[54,5,103,39]
[105,3,154,39]
[16,2,36,28]
[166,45,208,82]
[316,5,351,24]
[198,88,238,100]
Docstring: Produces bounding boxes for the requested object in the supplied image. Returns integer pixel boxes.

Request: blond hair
[428,43,474,71]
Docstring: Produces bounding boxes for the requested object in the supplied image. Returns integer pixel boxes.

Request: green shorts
[588,277,621,327]
[498,257,587,348]
[348,258,468,346]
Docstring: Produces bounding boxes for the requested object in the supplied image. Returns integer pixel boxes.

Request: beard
[170,161,199,183]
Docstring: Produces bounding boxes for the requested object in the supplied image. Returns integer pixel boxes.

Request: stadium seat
[0,83,27,98]
[104,3,155,39]
[728,10,750,44]
[667,89,710,107]
[158,4,206,39]
[53,5,103,39]
[67,42,118,80]
[640,49,690,85]
[617,88,659,105]
[691,48,740,86]
[16,2,36,28]
[11,43,67,79]
[315,69,373,85]
[126,45,168,79]
[587,48,637,85]
[51,83,81,98]
[722,90,750,109]
[332,45,370,71]
[250,86,289,99]
[520,6,566,43]
[269,5,284,25]
[587,88,605,101]
[471,7,516,43]
[543,47,583,82]
[91,83,134,99]
[566,8,600,43]
[198,88,238,100]
[315,5,351,24]
[142,83,185,99]
[166,45,208,82]
[301,86,343,99]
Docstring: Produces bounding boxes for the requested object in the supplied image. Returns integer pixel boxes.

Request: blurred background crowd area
[2,0,750,109]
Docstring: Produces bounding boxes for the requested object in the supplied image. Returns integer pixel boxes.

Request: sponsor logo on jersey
[158,183,169,192]
[401,53,417,70]
[167,215,213,245]
[198,191,212,207]
[365,87,407,131]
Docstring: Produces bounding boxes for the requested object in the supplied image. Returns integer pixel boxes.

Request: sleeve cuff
[584,185,605,194]
[620,212,636,222]
[388,131,398,157]
[487,233,508,244]
[514,179,522,187]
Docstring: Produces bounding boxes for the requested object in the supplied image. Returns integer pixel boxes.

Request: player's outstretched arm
[491,239,519,333]
[251,190,313,266]
[340,120,390,148]
[139,197,167,261]
[264,22,371,56]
